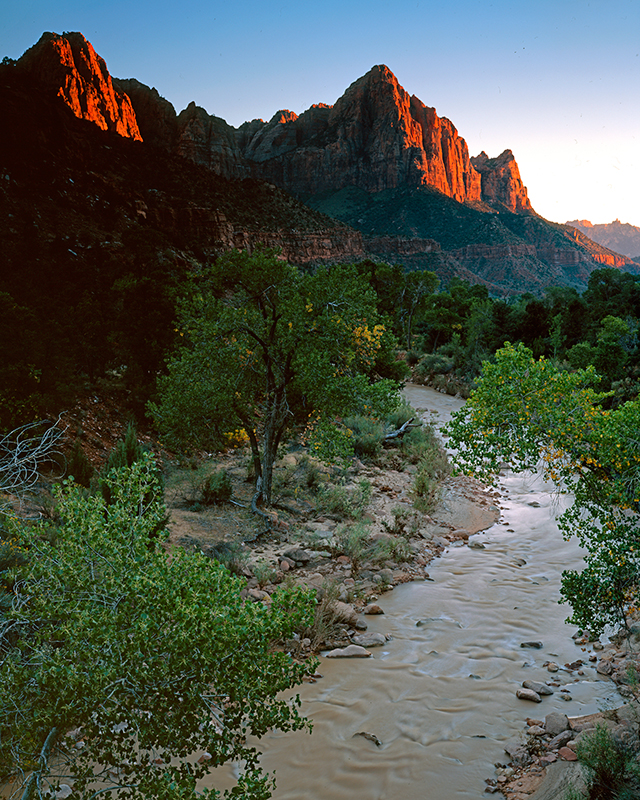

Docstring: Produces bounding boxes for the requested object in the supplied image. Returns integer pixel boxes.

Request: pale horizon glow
[3,0,639,226]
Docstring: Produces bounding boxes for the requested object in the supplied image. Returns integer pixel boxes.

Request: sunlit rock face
[472,150,534,214]
[241,65,483,202]
[18,32,142,141]
[18,36,532,215]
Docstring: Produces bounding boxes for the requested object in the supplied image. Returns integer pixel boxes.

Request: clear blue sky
[3,0,639,226]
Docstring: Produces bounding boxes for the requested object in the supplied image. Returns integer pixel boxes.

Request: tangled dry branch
[0,419,66,498]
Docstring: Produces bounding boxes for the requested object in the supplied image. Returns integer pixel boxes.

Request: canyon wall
[18,34,532,213]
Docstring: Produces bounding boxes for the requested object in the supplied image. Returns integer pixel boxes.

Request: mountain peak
[17,31,141,140]
[10,32,535,214]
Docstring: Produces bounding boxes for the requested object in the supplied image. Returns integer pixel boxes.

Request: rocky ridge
[471,150,534,214]
[567,218,640,260]
[6,30,640,293]
[18,33,528,213]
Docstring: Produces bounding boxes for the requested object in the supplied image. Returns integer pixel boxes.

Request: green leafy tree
[355,261,438,350]
[150,249,401,506]
[444,342,640,635]
[1,455,316,799]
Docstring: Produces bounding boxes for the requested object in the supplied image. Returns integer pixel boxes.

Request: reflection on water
[206,386,622,799]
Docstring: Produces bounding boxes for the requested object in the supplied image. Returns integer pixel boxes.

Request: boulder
[331,601,359,626]
[282,547,313,565]
[545,712,570,736]
[548,730,574,750]
[325,644,371,658]
[523,680,554,696]
[517,688,542,703]
[351,632,386,647]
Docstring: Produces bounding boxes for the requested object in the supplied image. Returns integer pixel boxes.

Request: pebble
[363,603,384,615]
[520,641,544,649]
[558,746,578,761]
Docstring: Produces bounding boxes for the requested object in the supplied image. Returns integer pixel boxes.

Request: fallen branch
[384,417,420,441]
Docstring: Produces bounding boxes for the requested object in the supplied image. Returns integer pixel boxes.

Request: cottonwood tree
[0,455,316,799]
[150,249,401,507]
[444,342,640,635]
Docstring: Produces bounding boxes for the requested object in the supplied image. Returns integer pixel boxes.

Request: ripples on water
[205,386,622,800]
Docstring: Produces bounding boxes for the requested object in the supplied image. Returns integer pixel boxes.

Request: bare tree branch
[0,418,66,500]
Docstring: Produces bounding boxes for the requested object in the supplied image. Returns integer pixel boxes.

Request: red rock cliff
[18,32,141,141]
[241,66,482,202]
[471,150,533,213]
[18,34,537,218]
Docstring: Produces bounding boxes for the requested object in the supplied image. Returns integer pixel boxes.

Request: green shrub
[369,536,412,565]
[299,455,324,490]
[67,439,94,487]
[252,559,278,588]
[417,353,455,378]
[572,723,640,800]
[303,579,343,650]
[413,443,450,513]
[343,415,385,460]
[385,400,415,431]
[99,422,152,505]
[209,541,248,575]
[333,523,371,573]
[318,479,372,519]
[201,468,233,505]
[382,506,418,538]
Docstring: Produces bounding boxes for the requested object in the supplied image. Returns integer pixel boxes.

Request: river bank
[183,385,632,799]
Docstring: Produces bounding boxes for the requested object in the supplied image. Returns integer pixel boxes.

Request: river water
[210,386,621,799]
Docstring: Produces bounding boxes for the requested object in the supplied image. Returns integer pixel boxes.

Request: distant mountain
[4,30,639,295]
[567,219,640,259]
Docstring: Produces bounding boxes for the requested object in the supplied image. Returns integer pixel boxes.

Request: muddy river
[209,386,621,799]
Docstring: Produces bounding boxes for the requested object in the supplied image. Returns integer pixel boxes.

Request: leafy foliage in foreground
[445,342,640,635]
[0,456,316,799]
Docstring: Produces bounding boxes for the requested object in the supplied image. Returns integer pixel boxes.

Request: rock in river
[523,679,554,696]
[516,688,542,703]
[325,644,372,658]
[352,632,387,647]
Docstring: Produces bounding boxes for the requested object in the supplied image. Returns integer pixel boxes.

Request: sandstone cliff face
[175,102,248,179]
[18,32,141,141]
[114,78,178,148]
[16,35,533,216]
[241,66,482,202]
[566,219,640,259]
[471,150,533,213]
